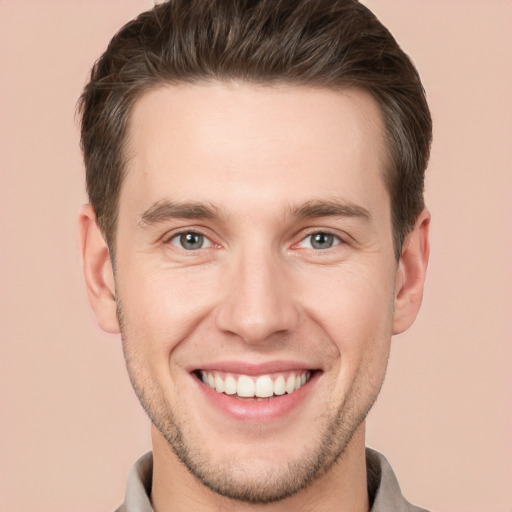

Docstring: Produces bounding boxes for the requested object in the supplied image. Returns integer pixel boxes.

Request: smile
[198,370,312,399]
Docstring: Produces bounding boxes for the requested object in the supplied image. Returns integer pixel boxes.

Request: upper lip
[188,360,319,375]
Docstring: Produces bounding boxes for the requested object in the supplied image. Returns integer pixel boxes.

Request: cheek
[116,263,219,366]
[302,263,395,365]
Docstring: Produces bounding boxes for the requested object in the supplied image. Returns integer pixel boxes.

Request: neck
[150,423,369,512]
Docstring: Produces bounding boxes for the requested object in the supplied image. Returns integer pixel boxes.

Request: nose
[214,248,300,346]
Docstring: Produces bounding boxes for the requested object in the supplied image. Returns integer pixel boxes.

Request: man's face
[114,83,399,502]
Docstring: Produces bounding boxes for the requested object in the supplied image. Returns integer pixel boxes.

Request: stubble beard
[117,302,389,504]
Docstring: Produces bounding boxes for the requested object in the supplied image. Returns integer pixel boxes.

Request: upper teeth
[200,371,310,398]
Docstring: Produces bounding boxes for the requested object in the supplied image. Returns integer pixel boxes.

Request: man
[78,1,431,510]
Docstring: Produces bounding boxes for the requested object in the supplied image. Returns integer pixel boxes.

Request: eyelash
[296,231,343,250]
[166,230,214,251]
[164,229,345,252]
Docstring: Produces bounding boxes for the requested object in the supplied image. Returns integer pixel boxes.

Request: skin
[79,82,430,511]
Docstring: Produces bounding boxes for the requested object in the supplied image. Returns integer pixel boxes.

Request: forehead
[121,82,389,219]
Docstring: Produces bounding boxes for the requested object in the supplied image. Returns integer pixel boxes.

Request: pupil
[181,232,203,250]
[312,233,333,249]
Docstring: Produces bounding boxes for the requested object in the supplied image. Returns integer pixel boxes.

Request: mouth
[190,362,321,421]
[194,369,313,400]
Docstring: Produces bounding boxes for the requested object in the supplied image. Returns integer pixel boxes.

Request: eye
[169,231,212,250]
[300,232,341,250]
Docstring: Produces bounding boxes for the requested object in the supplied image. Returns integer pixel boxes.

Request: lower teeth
[236,395,274,401]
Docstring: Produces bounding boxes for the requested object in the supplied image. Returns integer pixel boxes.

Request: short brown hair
[78,0,432,259]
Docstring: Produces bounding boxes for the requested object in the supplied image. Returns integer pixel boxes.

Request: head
[79,0,431,506]
[79,0,431,261]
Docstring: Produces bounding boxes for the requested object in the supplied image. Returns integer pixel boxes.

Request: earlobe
[78,205,120,334]
[393,209,430,335]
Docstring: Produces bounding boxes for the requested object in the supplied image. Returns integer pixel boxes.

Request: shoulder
[366,448,429,512]
[115,452,154,512]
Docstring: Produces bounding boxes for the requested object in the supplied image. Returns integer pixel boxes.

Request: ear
[78,205,120,334]
[393,209,430,335]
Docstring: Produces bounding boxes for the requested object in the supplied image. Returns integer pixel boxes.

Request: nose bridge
[215,242,299,344]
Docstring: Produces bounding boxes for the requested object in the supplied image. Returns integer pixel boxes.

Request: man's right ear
[78,205,120,334]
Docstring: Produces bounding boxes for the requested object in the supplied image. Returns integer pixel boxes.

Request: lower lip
[193,372,319,422]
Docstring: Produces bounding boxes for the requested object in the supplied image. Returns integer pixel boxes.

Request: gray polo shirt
[116,448,429,511]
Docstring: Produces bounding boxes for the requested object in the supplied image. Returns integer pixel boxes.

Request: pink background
[1,1,510,511]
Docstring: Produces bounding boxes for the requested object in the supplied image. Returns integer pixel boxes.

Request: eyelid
[171,233,212,249]
[292,229,347,250]
[163,227,218,249]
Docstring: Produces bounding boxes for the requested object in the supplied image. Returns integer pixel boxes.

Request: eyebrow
[290,199,372,222]
[138,197,371,228]
[138,200,223,227]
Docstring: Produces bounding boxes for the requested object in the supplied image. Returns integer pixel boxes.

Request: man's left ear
[393,209,430,335]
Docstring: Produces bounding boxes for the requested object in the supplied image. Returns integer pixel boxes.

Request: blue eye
[302,232,340,250]
[170,232,212,250]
